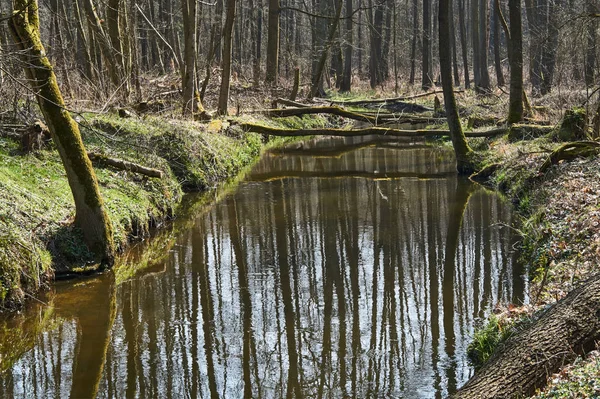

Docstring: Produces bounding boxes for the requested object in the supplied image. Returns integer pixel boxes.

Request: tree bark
[82,0,123,90]
[308,0,344,99]
[339,0,353,92]
[217,0,236,116]
[409,0,419,85]
[507,0,524,123]
[455,273,600,398]
[439,0,473,174]
[492,2,505,86]
[422,0,433,89]
[265,0,280,84]
[585,0,597,86]
[10,0,115,267]
[458,0,470,88]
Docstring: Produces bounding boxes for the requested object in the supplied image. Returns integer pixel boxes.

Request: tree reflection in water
[0,136,525,398]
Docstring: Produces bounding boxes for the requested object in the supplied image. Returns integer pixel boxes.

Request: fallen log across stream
[238,122,508,138]
[454,273,600,398]
[256,106,446,125]
[315,89,464,106]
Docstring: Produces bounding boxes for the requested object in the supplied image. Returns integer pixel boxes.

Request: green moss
[0,111,319,309]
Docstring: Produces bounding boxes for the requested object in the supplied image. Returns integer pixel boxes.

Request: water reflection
[0,136,525,398]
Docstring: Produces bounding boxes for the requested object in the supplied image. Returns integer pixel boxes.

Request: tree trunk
[439,0,473,174]
[455,273,600,398]
[308,0,344,99]
[82,0,122,90]
[507,0,524,123]
[181,0,207,117]
[265,0,280,84]
[451,11,461,86]
[10,0,115,266]
[409,0,419,85]
[585,0,597,86]
[422,0,433,89]
[458,0,470,88]
[49,0,73,97]
[73,0,95,82]
[492,2,505,86]
[340,0,353,92]
[478,0,491,91]
[217,0,236,116]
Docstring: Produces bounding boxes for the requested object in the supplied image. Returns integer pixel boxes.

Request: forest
[0,0,600,397]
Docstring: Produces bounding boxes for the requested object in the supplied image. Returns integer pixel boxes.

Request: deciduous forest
[0,0,600,397]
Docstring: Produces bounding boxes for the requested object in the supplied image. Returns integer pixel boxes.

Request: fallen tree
[454,273,600,398]
[87,153,163,178]
[258,106,446,126]
[238,122,508,139]
[317,89,464,106]
[538,141,600,173]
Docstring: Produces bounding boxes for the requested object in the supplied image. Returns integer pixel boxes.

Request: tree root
[538,141,600,174]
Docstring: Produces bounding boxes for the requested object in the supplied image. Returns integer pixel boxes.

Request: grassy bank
[0,112,326,309]
[464,130,600,396]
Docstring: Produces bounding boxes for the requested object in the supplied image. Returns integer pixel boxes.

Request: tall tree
[339,0,353,92]
[422,0,433,89]
[265,0,280,84]
[439,0,473,173]
[181,0,208,118]
[309,0,344,98]
[492,2,506,86]
[82,0,124,91]
[585,0,597,86]
[409,0,419,85]
[458,0,471,88]
[10,0,115,266]
[496,0,524,123]
[217,0,237,115]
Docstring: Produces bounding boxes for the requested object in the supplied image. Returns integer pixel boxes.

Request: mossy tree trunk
[10,0,115,267]
[439,0,473,174]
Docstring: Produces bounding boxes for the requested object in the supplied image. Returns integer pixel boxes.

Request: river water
[0,135,526,398]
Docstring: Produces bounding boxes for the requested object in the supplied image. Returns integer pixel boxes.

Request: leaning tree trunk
[454,273,600,398]
[10,0,115,267]
[439,0,473,174]
[217,0,236,116]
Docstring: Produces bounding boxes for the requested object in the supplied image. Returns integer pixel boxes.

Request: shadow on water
[0,135,526,398]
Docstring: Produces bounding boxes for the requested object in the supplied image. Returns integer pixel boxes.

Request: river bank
[0,112,327,309]
[466,130,600,397]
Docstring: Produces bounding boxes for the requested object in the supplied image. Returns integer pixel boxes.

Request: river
[0,135,526,398]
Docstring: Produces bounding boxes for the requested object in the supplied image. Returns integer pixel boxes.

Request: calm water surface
[0,136,526,398]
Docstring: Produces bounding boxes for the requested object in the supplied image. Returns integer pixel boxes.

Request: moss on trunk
[10,0,115,267]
